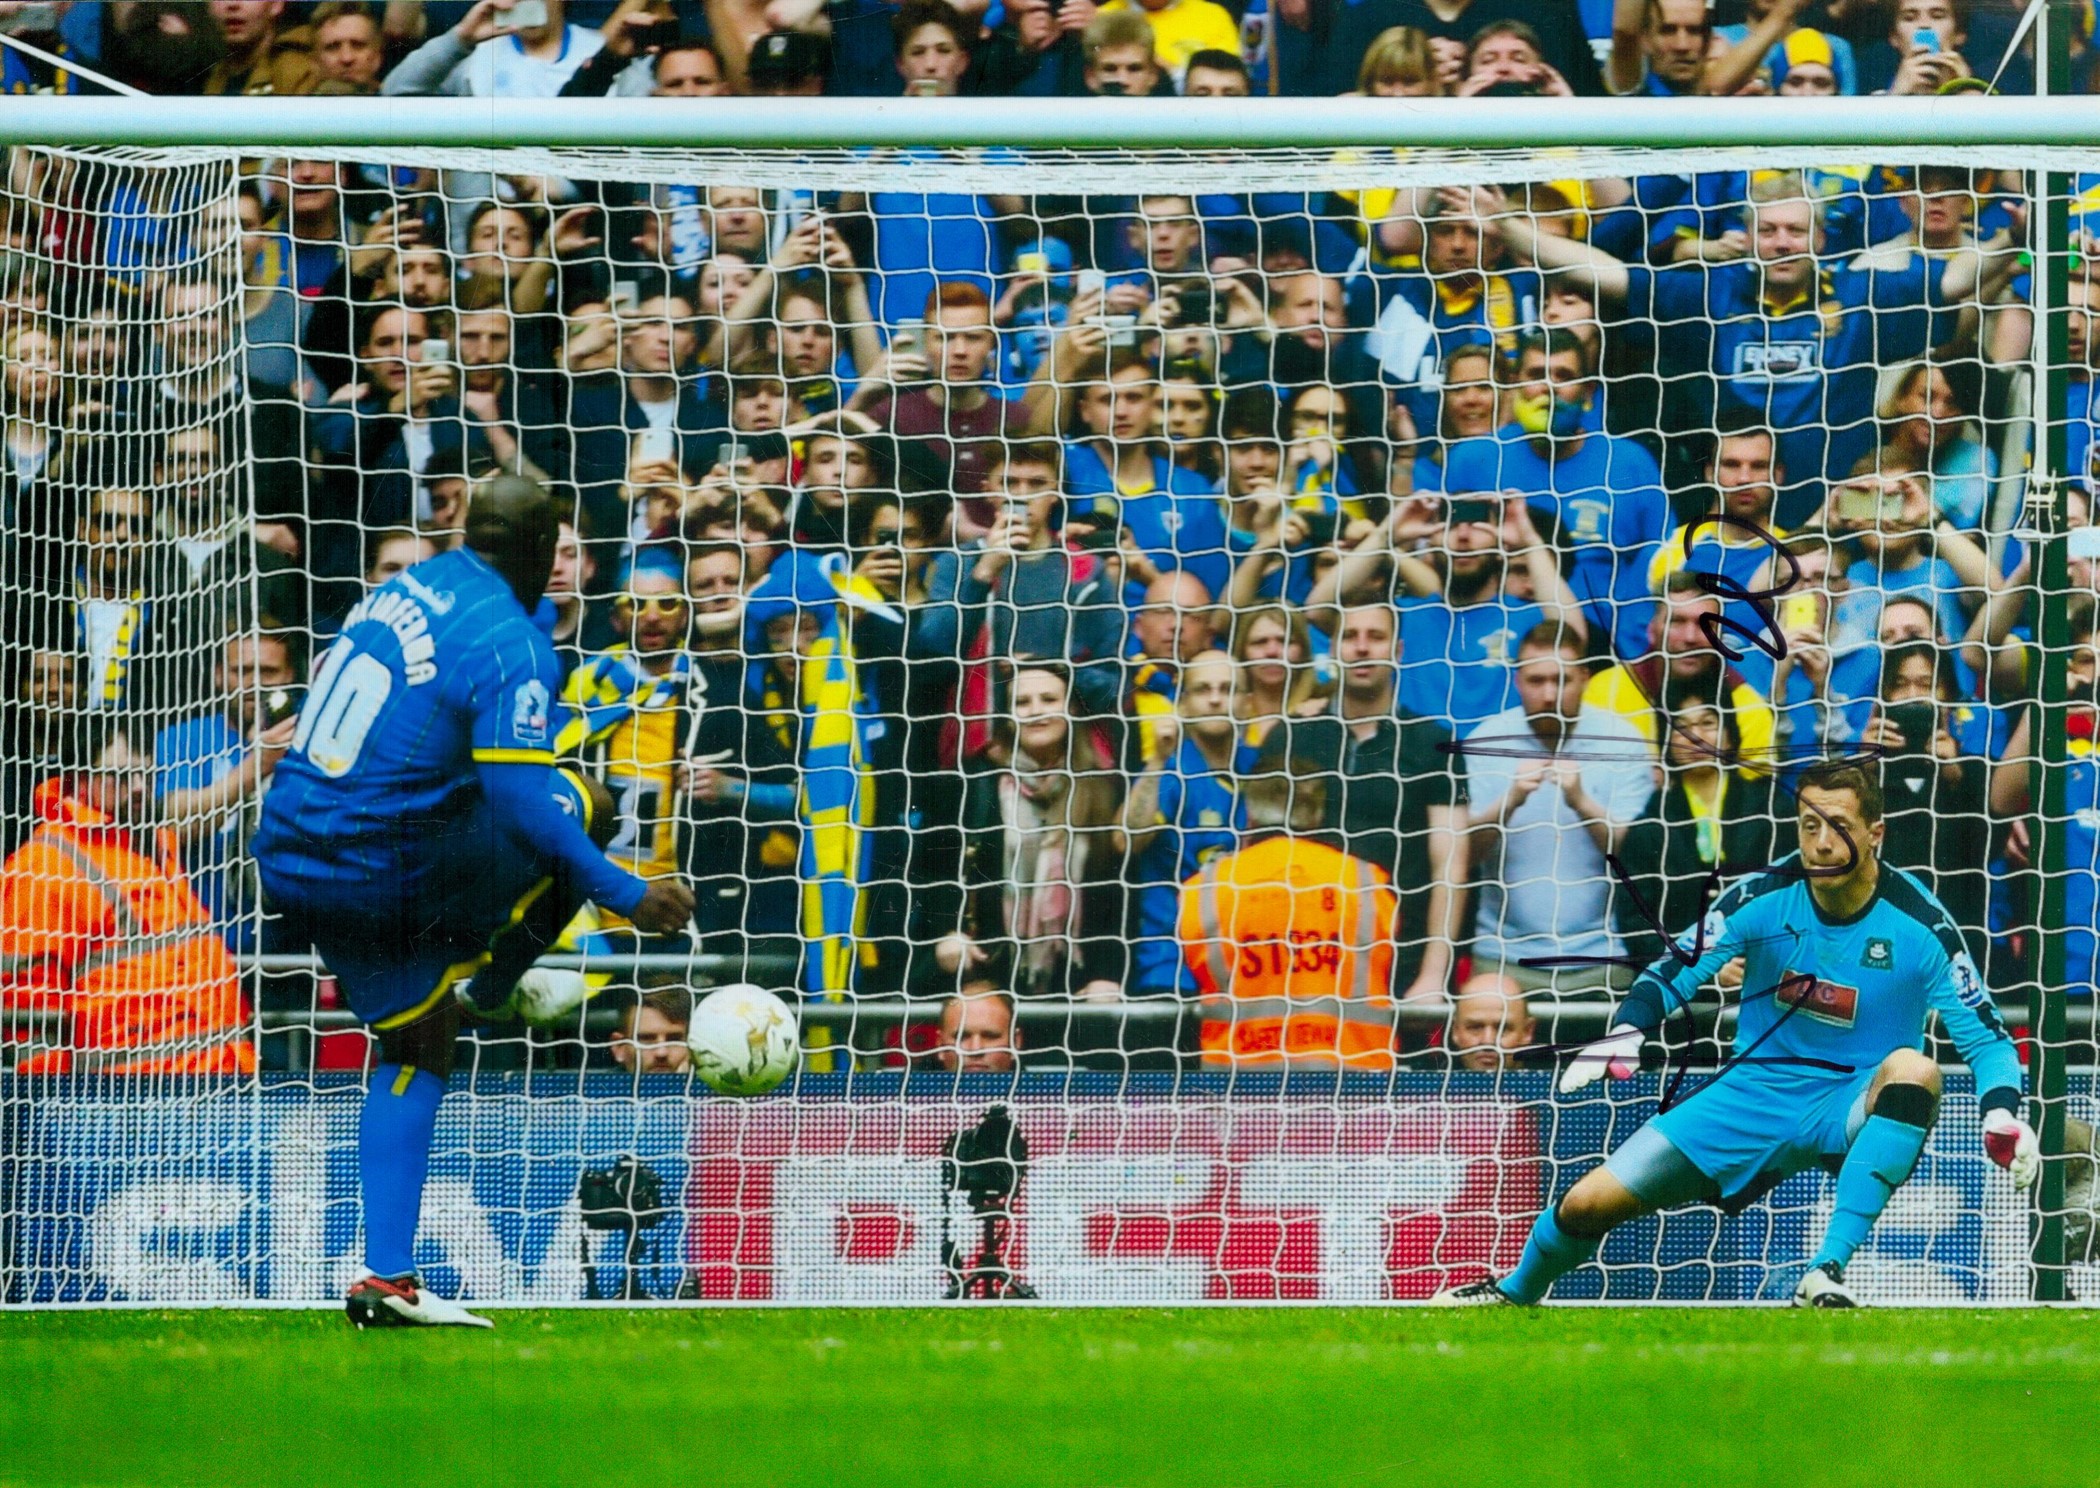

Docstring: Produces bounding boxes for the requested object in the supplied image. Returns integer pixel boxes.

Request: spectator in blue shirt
[1311,493,1585,735]
[1859,0,2031,97]
[1606,0,1709,97]
[1216,386,1286,539]
[1063,348,1232,602]
[1368,193,1540,439]
[1648,421,1797,658]
[1414,341,1503,488]
[1442,327,1668,659]
[1483,171,2018,527]
[156,629,304,952]
[1120,651,1251,998]
[1818,468,2002,656]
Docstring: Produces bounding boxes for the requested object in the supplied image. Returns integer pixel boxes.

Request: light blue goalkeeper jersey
[1623,855,2024,1108]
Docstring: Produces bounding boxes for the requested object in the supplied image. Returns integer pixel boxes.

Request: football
[686,984,800,1095]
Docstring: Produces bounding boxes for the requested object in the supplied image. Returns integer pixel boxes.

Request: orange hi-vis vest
[0,778,255,1076]
[1179,833,1400,1069]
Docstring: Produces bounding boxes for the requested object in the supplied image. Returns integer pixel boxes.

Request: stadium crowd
[0,0,2091,1076]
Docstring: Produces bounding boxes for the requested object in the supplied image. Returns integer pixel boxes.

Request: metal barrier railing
[4,944,2093,1069]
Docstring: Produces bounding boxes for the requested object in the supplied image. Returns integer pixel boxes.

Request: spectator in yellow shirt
[1584,571,1777,775]
[1102,0,1241,80]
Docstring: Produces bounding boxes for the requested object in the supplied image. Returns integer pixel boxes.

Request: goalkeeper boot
[458,968,591,1028]
[345,1272,494,1330]
[1430,1278,1523,1307]
[1792,1262,1861,1310]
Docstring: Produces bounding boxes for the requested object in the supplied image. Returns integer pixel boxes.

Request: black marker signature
[1677,513,1802,668]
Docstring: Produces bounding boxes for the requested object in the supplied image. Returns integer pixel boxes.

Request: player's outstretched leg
[1436,1165,1651,1305]
[459,770,617,1026]
[347,999,491,1329]
[1796,1051,1942,1310]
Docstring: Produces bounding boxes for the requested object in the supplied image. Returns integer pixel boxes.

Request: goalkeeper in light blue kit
[1442,761,2041,1308]
[256,476,695,1329]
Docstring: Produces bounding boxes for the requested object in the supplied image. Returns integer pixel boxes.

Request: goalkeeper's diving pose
[1440,760,2039,1308]
[255,475,694,1328]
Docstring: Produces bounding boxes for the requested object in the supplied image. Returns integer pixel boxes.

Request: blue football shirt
[256,547,602,906]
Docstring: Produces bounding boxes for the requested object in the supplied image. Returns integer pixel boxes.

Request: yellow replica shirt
[1102,0,1239,74]
[1583,660,1776,777]
[556,649,696,914]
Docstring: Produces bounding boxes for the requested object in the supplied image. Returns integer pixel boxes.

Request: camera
[577,1156,670,1301]
[940,1105,1036,1300]
[260,685,306,731]
[579,1156,666,1232]
[1169,279,1214,329]
[1886,700,1939,756]
[633,18,682,51]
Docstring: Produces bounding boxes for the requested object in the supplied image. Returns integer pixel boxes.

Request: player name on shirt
[335,578,452,685]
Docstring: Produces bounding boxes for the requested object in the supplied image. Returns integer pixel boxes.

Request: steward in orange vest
[1179,767,1400,1069]
[0,727,255,1076]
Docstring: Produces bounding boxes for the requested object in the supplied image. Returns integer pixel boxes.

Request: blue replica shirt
[155,713,252,952]
[1364,264,1542,432]
[1829,553,1971,657]
[1397,595,1545,734]
[2063,742,2100,991]
[1638,167,1872,262]
[3,46,37,93]
[1752,644,1882,764]
[1441,425,1669,660]
[1062,444,1233,603]
[1128,739,1254,992]
[255,547,645,915]
[869,193,995,325]
[1624,855,2024,1111]
[2071,378,2095,487]
[868,180,1000,327]
[1627,254,1939,519]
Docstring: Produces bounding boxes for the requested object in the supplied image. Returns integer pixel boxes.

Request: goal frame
[0,94,2084,1302]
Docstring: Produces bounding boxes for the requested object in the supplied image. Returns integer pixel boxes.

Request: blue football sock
[1500,1205,1601,1304]
[1810,1113,1928,1273]
[360,1063,446,1279]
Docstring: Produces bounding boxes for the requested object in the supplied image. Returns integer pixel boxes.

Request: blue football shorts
[266,769,593,1028]
[1609,1061,1881,1209]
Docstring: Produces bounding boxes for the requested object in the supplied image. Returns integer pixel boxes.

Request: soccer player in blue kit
[1441,761,2041,1308]
[255,476,695,1328]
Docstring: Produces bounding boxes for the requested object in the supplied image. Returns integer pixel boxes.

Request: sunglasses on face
[625,595,687,615]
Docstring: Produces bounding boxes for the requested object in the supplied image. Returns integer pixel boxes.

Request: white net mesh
[0,138,2092,1307]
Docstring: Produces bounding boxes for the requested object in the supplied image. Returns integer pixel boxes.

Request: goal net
[0,124,2091,1307]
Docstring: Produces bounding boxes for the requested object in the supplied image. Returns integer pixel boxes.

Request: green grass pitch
[2,1307,2094,1487]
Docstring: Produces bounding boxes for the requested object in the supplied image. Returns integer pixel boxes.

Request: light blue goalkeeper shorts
[1611,1063,1880,1210]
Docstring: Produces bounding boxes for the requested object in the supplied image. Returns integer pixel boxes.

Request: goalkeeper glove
[1982,1108,2040,1189]
[1558,1025,1644,1095]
